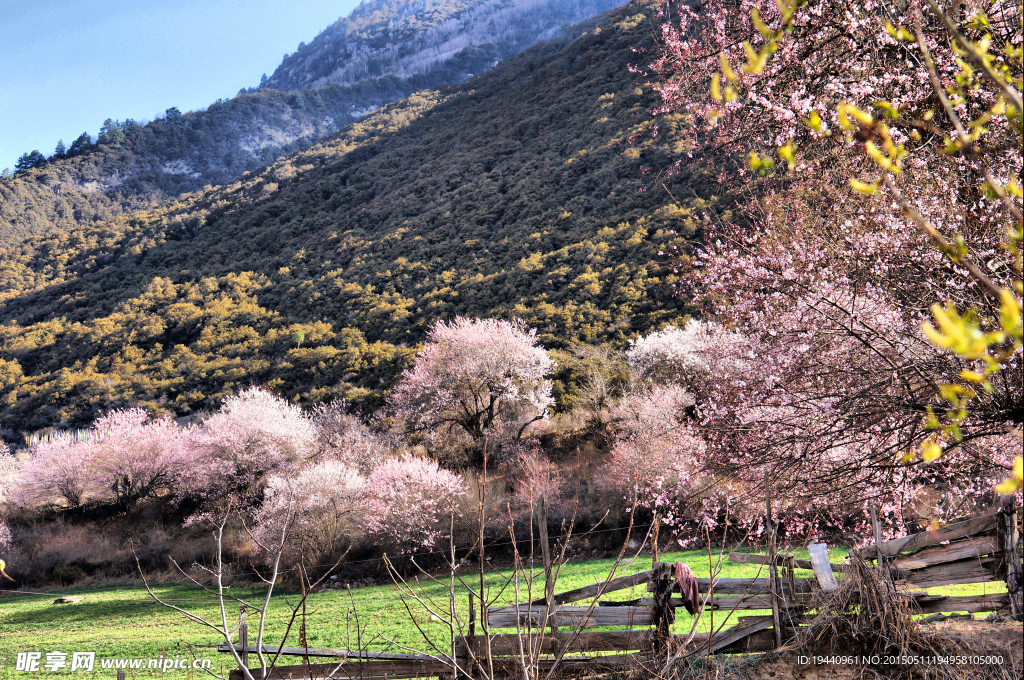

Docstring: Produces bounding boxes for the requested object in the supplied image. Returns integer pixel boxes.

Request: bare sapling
[383,447,674,680]
[134,501,347,680]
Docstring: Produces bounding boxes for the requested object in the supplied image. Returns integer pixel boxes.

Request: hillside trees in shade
[67,133,93,157]
[1,0,626,248]
[0,77,482,246]
[389,317,554,447]
[97,119,126,148]
[0,4,719,432]
[14,152,47,174]
[639,0,1022,535]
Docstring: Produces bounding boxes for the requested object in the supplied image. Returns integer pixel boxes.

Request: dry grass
[662,556,1022,680]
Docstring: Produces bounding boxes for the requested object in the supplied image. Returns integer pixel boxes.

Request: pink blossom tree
[389,317,554,458]
[309,399,389,475]
[91,409,197,512]
[626,322,751,389]
[0,443,17,552]
[15,438,97,509]
[639,0,1021,538]
[0,443,19,508]
[361,455,466,551]
[253,459,366,566]
[504,441,569,522]
[192,387,316,504]
[14,409,198,512]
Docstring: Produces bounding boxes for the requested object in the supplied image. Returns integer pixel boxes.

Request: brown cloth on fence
[673,561,699,615]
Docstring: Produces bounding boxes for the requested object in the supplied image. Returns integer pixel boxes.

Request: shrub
[51,564,85,586]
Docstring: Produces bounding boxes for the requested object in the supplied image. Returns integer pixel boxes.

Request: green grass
[0,547,1008,679]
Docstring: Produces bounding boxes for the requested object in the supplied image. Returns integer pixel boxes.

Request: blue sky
[0,0,360,172]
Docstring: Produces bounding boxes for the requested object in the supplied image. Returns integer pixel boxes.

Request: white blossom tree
[389,317,554,454]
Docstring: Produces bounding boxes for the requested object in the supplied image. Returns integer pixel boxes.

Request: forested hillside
[0,3,732,433]
[2,86,398,245]
[263,0,621,92]
[1,0,623,249]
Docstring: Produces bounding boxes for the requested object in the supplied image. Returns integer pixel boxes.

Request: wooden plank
[901,555,1002,588]
[912,593,1010,615]
[808,543,840,591]
[227,658,450,680]
[714,627,784,654]
[601,594,813,611]
[496,580,815,628]
[645,574,814,596]
[217,645,437,660]
[463,630,651,655]
[711,594,811,611]
[537,569,654,605]
[697,577,813,595]
[491,654,642,673]
[727,551,788,566]
[728,551,851,573]
[696,616,775,657]
[854,512,999,559]
[487,605,655,629]
[894,536,1000,570]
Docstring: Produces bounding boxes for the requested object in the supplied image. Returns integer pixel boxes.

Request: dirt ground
[706,620,1023,680]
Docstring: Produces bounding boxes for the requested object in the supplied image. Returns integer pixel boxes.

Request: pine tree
[15,151,47,174]
[67,132,93,157]
[98,119,126,147]
[53,140,67,158]
[164,107,184,125]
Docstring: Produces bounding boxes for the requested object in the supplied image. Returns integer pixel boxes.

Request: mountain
[263,0,622,93]
[1,0,622,248]
[2,88,388,245]
[0,2,733,434]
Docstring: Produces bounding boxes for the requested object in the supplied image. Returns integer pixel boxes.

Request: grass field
[0,547,1009,679]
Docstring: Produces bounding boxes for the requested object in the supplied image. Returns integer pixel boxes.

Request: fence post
[764,472,782,649]
[652,513,660,564]
[869,505,884,566]
[458,592,475,679]
[117,671,125,680]
[1000,500,1022,620]
[536,493,557,632]
[238,620,248,671]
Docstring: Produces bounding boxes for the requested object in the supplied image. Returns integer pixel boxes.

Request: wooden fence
[224,503,1021,679]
